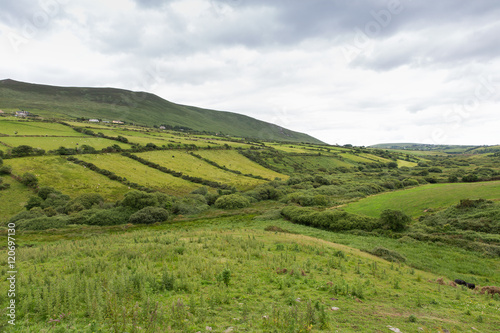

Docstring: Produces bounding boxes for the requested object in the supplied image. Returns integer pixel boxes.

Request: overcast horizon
[1,0,499,146]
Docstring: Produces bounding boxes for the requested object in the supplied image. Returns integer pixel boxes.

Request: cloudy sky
[1,0,499,146]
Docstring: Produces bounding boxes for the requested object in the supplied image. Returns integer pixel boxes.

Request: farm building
[88,119,100,123]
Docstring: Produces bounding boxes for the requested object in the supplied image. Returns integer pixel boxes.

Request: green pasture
[78,154,201,195]
[344,181,500,218]
[0,119,85,136]
[397,159,418,167]
[5,156,130,200]
[196,150,288,180]
[3,215,499,332]
[0,136,132,151]
[0,175,34,222]
[137,151,267,190]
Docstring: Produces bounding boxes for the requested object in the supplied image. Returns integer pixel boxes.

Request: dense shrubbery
[215,194,251,209]
[281,206,380,232]
[379,209,411,232]
[129,206,169,224]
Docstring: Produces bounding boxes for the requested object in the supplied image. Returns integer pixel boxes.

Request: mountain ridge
[0,79,323,144]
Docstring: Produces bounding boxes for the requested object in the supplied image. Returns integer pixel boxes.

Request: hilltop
[0,79,323,144]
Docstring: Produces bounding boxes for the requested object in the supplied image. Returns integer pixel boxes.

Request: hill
[0,79,323,144]
[370,143,500,154]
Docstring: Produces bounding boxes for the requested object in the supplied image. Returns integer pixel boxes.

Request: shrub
[173,195,209,215]
[129,206,169,224]
[66,193,104,212]
[8,209,45,224]
[25,196,43,210]
[83,208,134,226]
[370,246,406,263]
[215,194,251,209]
[380,209,411,231]
[0,178,10,191]
[402,178,419,187]
[37,186,61,200]
[387,162,398,169]
[121,190,159,210]
[20,172,38,188]
[428,167,443,173]
[462,174,478,182]
[16,216,68,230]
[0,165,12,175]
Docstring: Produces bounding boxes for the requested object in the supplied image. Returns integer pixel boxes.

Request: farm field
[77,154,201,195]
[344,181,500,217]
[137,150,268,190]
[0,119,85,136]
[195,149,288,180]
[0,175,34,221]
[0,136,132,150]
[5,156,130,200]
[2,214,499,332]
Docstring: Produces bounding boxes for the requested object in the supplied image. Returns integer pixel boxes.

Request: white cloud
[1,0,500,145]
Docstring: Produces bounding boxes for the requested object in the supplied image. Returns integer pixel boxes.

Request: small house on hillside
[88,119,99,123]
[15,111,29,117]
[112,120,124,124]
[159,126,166,130]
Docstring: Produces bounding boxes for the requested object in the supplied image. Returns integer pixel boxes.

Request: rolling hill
[0,79,323,144]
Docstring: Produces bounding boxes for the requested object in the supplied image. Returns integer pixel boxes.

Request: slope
[0,79,323,144]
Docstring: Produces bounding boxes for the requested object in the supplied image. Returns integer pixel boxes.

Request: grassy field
[5,156,130,201]
[344,181,500,217]
[0,119,86,136]
[0,175,34,221]
[0,136,132,150]
[137,151,268,190]
[77,154,201,195]
[2,214,499,332]
[195,150,288,180]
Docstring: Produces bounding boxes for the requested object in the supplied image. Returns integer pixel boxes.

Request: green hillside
[0,79,323,144]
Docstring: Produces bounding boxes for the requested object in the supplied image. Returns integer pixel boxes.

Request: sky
[1,0,499,146]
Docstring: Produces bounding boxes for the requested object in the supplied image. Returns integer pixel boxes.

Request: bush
[25,196,43,210]
[0,165,12,175]
[121,190,159,210]
[66,193,104,213]
[387,162,398,169]
[462,174,478,182]
[379,209,411,231]
[402,178,419,187]
[82,208,134,226]
[215,194,251,209]
[369,246,406,262]
[37,187,61,200]
[173,195,209,215]
[17,216,68,230]
[20,172,38,188]
[129,206,169,224]
[281,206,380,232]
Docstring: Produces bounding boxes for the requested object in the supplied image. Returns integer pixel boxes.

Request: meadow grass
[137,151,268,190]
[0,175,34,221]
[2,214,499,332]
[0,119,86,137]
[5,156,130,200]
[344,181,500,217]
[0,136,132,150]
[78,154,201,195]
[195,150,288,180]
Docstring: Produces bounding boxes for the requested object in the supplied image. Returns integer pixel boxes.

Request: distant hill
[0,79,323,144]
[370,143,499,154]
